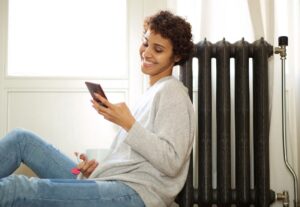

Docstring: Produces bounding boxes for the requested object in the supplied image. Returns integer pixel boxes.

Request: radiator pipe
[275,36,300,207]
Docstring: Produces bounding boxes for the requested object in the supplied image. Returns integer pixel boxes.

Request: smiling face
[139,29,180,85]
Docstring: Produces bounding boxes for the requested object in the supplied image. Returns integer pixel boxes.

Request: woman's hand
[76,153,99,178]
[92,93,136,132]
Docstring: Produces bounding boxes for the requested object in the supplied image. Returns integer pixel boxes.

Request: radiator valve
[276,191,289,207]
[275,36,288,59]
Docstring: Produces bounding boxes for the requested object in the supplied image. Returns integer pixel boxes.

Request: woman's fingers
[74,152,99,177]
[79,153,88,161]
[94,93,113,108]
[77,159,99,178]
[85,160,99,175]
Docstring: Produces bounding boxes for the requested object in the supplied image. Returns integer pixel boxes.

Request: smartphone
[85,81,107,107]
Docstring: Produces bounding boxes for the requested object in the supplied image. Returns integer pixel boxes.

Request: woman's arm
[91,89,195,177]
[124,98,195,177]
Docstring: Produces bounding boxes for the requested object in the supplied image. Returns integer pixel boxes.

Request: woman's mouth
[142,59,156,67]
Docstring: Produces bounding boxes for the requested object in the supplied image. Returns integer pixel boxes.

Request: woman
[0,10,195,207]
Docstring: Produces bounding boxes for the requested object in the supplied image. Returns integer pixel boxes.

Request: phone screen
[85,81,107,107]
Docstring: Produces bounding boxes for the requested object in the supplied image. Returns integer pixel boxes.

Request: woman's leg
[0,128,76,179]
[0,175,145,207]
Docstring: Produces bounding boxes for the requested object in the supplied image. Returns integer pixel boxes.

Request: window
[176,0,253,43]
[7,0,127,78]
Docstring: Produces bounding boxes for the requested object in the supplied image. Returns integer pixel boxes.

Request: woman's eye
[155,47,163,53]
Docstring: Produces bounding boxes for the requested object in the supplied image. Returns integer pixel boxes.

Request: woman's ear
[174,55,181,64]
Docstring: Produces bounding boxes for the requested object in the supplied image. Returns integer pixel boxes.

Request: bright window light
[177,0,253,43]
[7,0,127,77]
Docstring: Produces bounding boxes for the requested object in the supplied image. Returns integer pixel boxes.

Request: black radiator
[176,38,276,206]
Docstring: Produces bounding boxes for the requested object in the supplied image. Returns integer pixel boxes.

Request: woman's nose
[142,47,152,58]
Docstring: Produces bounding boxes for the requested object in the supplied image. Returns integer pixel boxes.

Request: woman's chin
[141,67,151,75]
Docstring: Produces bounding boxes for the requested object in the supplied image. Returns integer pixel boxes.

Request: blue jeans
[0,128,145,207]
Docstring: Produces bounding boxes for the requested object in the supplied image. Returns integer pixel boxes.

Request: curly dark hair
[144,10,194,66]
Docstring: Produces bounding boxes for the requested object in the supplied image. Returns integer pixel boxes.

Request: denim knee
[7,128,41,149]
[8,128,32,140]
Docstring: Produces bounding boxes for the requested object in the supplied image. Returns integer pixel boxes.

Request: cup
[85,148,110,162]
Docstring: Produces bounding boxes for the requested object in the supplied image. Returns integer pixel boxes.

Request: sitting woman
[0,10,195,207]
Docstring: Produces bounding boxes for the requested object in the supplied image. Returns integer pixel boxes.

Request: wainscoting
[1,79,128,176]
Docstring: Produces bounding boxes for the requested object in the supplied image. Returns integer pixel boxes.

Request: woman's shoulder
[152,76,192,108]
[156,76,188,97]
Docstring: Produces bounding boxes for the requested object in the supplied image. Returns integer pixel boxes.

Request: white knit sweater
[79,76,195,207]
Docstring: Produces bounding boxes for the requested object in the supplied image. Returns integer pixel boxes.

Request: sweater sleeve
[124,88,195,177]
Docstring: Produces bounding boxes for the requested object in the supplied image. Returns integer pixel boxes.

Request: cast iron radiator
[176,38,276,206]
